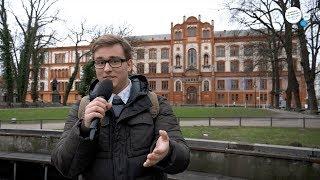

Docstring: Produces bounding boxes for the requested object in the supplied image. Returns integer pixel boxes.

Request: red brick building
[26,16,307,106]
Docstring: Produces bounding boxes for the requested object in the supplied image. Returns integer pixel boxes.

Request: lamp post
[253,80,257,108]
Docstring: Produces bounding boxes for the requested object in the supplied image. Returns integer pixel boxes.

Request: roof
[134,34,171,41]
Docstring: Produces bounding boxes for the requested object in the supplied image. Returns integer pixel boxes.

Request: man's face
[93,44,133,93]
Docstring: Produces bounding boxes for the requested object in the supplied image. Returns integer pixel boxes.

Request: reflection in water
[189,150,320,180]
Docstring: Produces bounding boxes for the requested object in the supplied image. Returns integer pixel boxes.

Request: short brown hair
[90,34,132,60]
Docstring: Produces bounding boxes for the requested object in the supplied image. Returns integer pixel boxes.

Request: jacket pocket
[127,114,154,151]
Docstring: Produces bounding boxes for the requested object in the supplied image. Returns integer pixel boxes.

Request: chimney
[211,20,214,26]
[171,22,173,28]
[183,15,186,22]
[198,14,201,21]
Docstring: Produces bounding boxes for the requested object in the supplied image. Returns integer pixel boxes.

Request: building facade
[26,16,307,106]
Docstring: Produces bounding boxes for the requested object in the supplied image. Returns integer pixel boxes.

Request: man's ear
[127,59,133,72]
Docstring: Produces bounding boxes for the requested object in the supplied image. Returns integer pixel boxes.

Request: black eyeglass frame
[93,56,128,69]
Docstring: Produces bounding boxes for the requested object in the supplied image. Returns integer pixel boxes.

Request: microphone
[89,79,113,140]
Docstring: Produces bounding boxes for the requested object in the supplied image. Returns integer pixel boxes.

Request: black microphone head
[90,79,113,101]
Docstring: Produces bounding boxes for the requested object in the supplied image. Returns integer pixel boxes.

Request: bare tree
[227,0,302,110]
[292,0,320,113]
[227,0,284,108]
[62,22,135,105]
[11,0,59,104]
[30,32,56,102]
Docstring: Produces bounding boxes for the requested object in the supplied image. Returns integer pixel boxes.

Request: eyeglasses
[93,56,127,69]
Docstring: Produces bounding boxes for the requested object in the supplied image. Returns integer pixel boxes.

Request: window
[217,80,225,90]
[230,61,239,72]
[260,93,267,101]
[244,60,253,72]
[161,62,169,73]
[149,63,157,74]
[162,81,168,90]
[187,27,196,37]
[175,31,182,39]
[40,68,45,79]
[188,48,197,67]
[137,49,145,59]
[230,45,239,57]
[203,54,209,66]
[231,94,239,101]
[218,94,225,100]
[231,80,239,90]
[161,48,169,59]
[216,46,225,57]
[55,53,65,63]
[203,81,209,91]
[149,81,156,90]
[244,79,253,90]
[217,61,225,72]
[202,30,210,38]
[176,81,182,91]
[244,45,254,56]
[40,82,45,91]
[137,63,144,74]
[260,79,267,90]
[149,49,157,59]
[245,94,253,101]
[175,55,181,67]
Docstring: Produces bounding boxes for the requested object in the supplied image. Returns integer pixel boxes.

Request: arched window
[204,54,209,66]
[187,27,196,37]
[175,81,182,92]
[188,48,197,67]
[175,55,181,67]
[161,48,169,59]
[137,63,144,74]
[203,80,209,91]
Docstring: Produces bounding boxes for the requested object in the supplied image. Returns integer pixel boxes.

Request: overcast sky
[56,0,234,36]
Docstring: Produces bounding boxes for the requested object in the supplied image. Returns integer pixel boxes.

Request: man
[51,34,190,180]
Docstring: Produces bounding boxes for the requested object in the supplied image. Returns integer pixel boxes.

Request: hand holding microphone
[83,97,112,128]
[83,79,113,140]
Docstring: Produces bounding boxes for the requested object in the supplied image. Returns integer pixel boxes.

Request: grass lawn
[173,107,274,117]
[181,126,320,148]
[0,106,275,121]
[0,107,70,121]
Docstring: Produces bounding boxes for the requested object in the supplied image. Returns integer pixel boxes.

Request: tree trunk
[292,0,318,113]
[63,47,81,105]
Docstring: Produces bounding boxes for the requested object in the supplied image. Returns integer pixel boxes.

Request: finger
[85,106,106,115]
[153,148,165,155]
[159,130,169,141]
[143,159,151,167]
[85,112,104,122]
[94,97,108,104]
[105,102,112,110]
[147,153,160,161]
[86,101,107,111]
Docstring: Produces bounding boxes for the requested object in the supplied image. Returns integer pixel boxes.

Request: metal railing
[0,116,319,129]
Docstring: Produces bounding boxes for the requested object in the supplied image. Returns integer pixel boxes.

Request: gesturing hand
[143,130,170,167]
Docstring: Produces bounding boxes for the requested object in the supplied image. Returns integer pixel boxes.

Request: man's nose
[103,63,112,72]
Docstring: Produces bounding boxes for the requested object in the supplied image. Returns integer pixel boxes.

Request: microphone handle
[89,118,99,140]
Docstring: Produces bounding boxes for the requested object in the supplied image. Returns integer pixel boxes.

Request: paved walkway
[1,108,319,130]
